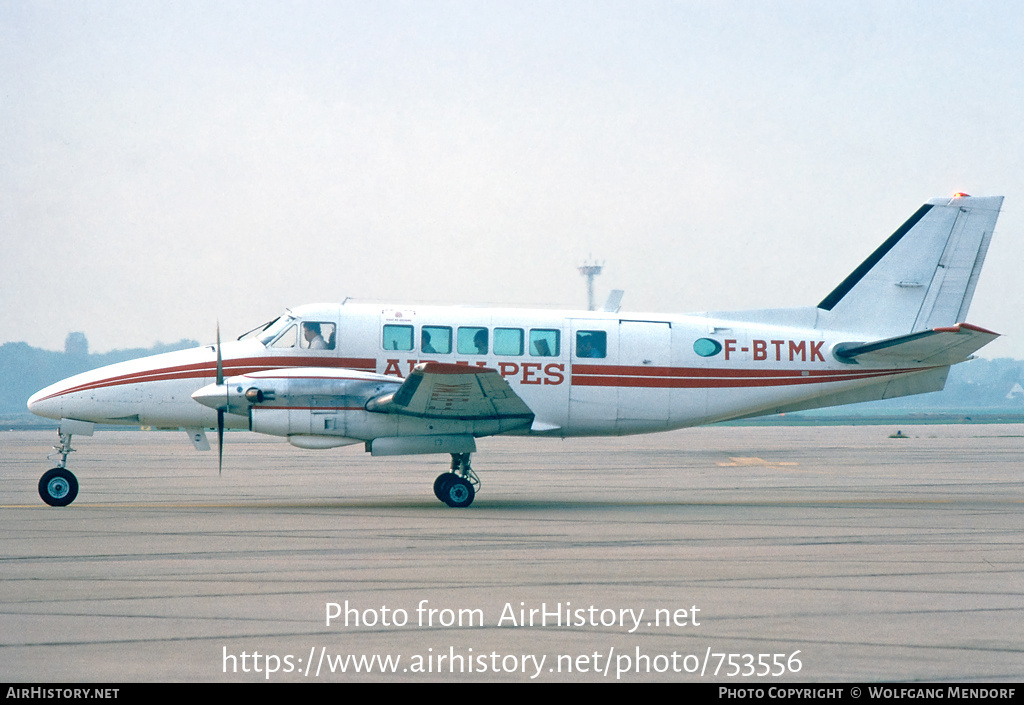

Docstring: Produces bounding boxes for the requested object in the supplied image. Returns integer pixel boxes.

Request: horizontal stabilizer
[833,323,998,366]
[366,362,535,422]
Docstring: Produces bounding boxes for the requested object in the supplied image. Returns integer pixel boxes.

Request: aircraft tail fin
[818,195,1003,337]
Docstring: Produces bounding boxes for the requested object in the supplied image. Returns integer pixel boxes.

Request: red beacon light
[953,192,971,198]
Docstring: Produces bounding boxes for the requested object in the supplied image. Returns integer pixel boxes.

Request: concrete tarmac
[1,425,1021,682]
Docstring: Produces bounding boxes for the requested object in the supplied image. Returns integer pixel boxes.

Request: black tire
[39,468,79,507]
[442,476,475,508]
[433,473,455,502]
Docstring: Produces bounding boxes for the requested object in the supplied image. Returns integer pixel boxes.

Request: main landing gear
[433,452,479,508]
[39,431,79,507]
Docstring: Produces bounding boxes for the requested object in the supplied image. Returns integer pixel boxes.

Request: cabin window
[383,324,413,351]
[493,328,524,356]
[457,327,488,355]
[575,331,607,358]
[530,329,560,357]
[421,326,452,355]
[300,322,335,350]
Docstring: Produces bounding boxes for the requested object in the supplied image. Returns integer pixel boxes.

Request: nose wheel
[433,452,479,508]
[39,467,79,507]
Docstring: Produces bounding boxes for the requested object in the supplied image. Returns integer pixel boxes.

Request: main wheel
[441,476,475,508]
[433,473,455,501]
[39,468,79,507]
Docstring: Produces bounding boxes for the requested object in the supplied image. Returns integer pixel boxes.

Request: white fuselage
[28,301,937,441]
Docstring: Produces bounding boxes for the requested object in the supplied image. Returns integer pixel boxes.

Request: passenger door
[616,320,671,431]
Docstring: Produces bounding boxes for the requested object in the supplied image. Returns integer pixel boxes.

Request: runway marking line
[717,456,798,467]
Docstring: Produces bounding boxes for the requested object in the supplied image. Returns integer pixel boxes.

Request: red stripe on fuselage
[571,366,923,388]
[572,364,883,379]
[35,356,377,402]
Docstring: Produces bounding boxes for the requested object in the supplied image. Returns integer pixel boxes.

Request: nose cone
[27,385,63,420]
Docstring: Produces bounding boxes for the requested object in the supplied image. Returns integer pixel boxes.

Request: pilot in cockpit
[303,322,329,350]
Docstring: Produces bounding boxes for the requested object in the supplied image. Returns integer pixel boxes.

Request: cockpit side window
[301,322,336,350]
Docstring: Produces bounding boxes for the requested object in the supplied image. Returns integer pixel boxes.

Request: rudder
[817,195,1003,337]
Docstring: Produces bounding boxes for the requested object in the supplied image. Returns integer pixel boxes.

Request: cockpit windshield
[236,315,298,347]
[238,317,278,342]
[259,316,299,346]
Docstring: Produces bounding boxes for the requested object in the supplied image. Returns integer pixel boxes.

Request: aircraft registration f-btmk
[28,194,1004,508]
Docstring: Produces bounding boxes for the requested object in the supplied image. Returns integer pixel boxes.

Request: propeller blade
[216,322,223,385]
[216,323,224,475]
[217,409,224,476]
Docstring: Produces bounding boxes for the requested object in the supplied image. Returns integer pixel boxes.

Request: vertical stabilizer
[817,195,1003,337]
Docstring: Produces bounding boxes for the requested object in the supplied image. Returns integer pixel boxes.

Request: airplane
[27,194,1004,508]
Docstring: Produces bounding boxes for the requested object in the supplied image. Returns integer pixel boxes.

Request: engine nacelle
[192,367,401,418]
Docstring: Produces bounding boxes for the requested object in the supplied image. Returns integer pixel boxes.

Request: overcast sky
[3,1,1023,357]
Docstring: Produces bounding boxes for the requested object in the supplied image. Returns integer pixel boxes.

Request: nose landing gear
[39,431,79,507]
[433,452,479,508]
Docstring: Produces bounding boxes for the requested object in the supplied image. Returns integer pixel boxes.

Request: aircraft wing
[366,362,535,422]
[833,323,999,366]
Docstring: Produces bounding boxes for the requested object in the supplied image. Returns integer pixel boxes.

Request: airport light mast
[578,259,604,311]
